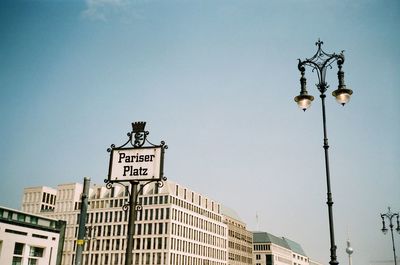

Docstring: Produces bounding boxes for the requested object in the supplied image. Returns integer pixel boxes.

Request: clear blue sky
[1,1,399,264]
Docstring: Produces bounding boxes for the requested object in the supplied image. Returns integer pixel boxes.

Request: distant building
[221,206,253,265]
[252,232,323,265]
[0,206,66,265]
[282,237,308,265]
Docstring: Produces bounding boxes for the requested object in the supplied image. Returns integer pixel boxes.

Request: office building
[22,180,228,265]
[0,206,66,265]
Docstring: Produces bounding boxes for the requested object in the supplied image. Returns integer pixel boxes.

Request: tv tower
[346,239,354,265]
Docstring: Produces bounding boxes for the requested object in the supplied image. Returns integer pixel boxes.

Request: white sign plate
[108,146,163,182]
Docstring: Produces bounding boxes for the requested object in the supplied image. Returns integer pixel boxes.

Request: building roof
[253,231,290,249]
[253,232,307,256]
[283,237,307,256]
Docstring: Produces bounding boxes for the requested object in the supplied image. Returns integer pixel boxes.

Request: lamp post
[294,40,353,265]
[380,207,400,265]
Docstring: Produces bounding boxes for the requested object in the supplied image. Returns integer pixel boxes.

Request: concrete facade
[0,206,65,265]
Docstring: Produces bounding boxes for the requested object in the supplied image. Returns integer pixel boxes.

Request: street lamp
[380,207,400,265]
[294,40,353,265]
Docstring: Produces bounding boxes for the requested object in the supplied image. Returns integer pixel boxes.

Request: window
[14,243,24,255]
[17,214,25,222]
[28,258,38,265]
[12,257,22,265]
[266,254,273,265]
[256,254,261,260]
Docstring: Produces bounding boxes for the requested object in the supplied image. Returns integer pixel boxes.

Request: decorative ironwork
[107,122,168,152]
[104,121,167,212]
[298,39,345,93]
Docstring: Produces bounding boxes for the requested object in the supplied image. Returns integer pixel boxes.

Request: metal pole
[75,177,91,265]
[56,220,67,265]
[320,94,338,265]
[125,181,139,265]
[390,223,398,265]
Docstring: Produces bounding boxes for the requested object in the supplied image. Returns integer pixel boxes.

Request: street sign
[108,145,164,182]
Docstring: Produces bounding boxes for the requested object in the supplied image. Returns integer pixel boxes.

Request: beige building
[22,186,57,213]
[221,206,252,265]
[22,180,228,265]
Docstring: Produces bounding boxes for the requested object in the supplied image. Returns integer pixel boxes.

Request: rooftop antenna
[256,212,259,231]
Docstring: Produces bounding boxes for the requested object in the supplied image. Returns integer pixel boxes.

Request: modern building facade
[0,206,66,265]
[22,180,228,265]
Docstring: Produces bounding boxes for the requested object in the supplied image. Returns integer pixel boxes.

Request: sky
[0,0,399,264]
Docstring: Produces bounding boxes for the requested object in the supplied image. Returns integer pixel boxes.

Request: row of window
[12,243,44,265]
[74,224,125,238]
[172,208,226,236]
[135,222,168,236]
[170,237,226,261]
[80,195,170,211]
[293,253,307,261]
[228,252,252,263]
[171,223,226,248]
[175,185,219,213]
[254,244,271,251]
[42,192,56,205]
[228,240,252,253]
[82,206,170,225]
[171,196,222,223]
[0,208,58,229]
[81,252,168,265]
[83,210,128,224]
[0,209,38,224]
[170,252,226,265]
[228,229,252,243]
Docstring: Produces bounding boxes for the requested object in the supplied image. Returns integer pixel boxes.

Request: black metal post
[75,177,90,265]
[125,181,139,265]
[381,207,400,265]
[320,93,338,265]
[391,227,398,265]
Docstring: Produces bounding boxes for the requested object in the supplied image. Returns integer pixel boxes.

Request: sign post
[104,122,167,265]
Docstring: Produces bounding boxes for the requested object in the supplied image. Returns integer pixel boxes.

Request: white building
[252,232,322,265]
[0,206,66,265]
[22,180,228,265]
